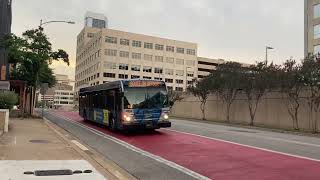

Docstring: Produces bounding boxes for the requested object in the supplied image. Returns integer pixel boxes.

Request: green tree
[188,77,212,120]
[279,59,303,130]
[300,55,320,133]
[0,28,69,114]
[212,62,243,123]
[240,62,269,126]
[168,90,184,111]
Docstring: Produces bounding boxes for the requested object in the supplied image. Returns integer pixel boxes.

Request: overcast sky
[12,0,304,79]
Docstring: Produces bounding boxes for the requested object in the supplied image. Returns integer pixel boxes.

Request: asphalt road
[43,110,320,180]
[169,119,320,160]
[44,111,197,180]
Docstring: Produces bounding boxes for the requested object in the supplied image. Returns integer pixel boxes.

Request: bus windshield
[123,87,168,109]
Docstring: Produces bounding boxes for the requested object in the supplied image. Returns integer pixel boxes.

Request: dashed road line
[71,140,89,151]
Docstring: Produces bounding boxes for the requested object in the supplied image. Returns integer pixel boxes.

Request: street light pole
[185,67,192,91]
[39,19,75,28]
[265,46,274,65]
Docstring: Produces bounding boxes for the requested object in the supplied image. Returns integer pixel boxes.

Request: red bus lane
[51,111,320,180]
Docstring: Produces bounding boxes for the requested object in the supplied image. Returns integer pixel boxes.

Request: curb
[43,117,137,180]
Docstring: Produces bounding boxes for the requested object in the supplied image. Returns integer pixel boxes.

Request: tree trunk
[200,101,206,120]
[226,103,231,123]
[294,102,300,130]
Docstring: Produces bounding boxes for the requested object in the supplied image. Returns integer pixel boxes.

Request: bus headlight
[161,113,169,121]
[123,113,133,122]
[125,116,131,122]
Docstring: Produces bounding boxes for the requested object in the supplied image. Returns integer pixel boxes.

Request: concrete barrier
[171,91,320,132]
[0,109,9,133]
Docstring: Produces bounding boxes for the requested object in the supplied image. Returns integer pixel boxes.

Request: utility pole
[266,46,274,65]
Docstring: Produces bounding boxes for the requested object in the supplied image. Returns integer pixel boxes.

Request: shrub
[0,91,18,109]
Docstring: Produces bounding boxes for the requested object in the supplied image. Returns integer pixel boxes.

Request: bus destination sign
[128,81,163,87]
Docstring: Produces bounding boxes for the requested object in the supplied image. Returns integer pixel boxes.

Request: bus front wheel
[109,118,117,131]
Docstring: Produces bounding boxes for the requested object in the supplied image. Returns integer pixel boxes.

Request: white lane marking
[71,140,89,151]
[165,129,320,162]
[171,119,320,148]
[47,112,211,180]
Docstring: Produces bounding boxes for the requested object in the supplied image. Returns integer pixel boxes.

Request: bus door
[103,90,117,126]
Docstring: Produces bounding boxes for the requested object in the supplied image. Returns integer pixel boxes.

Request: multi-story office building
[75,17,198,93]
[38,74,74,110]
[305,0,320,56]
[0,0,12,81]
[85,11,108,29]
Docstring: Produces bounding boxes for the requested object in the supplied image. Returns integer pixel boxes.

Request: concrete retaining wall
[171,90,320,132]
[0,109,9,133]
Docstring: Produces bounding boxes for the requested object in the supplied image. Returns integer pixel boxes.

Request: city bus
[79,80,171,131]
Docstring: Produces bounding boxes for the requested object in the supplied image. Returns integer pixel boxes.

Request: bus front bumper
[122,120,171,129]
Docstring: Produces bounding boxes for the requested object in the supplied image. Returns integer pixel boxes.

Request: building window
[175,87,184,92]
[131,75,140,79]
[120,39,130,46]
[87,33,94,38]
[154,67,163,74]
[119,74,128,79]
[119,51,130,58]
[131,65,141,71]
[167,86,173,91]
[154,77,163,81]
[165,57,174,64]
[166,46,174,52]
[314,24,320,39]
[165,69,174,75]
[119,63,129,70]
[187,71,194,77]
[186,49,196,55]
[155,56,164,62]
[144,42,153,49]
[104,62,117,69]
[176,79,184,84]
[187,81,193,85]
[144,54,153,61]
[143,76,152,79]
[186,60,195,66]
[104,73,116,78]
[132,52,142,59]
[165,78,173,83]
[176,47,185,54]
[143,66,152,73]
[314,44,320,54]
[132,40,142,47]
[176,70,184,76]
[176,59,184,65]
[105,49,117,56]
[315,4,320,19]
[105,36,117,44]
[155,44,164,50]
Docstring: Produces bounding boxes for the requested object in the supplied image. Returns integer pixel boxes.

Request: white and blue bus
[79,80,171,131]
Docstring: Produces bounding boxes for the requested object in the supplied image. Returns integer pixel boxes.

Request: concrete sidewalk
[0,118,134,180]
